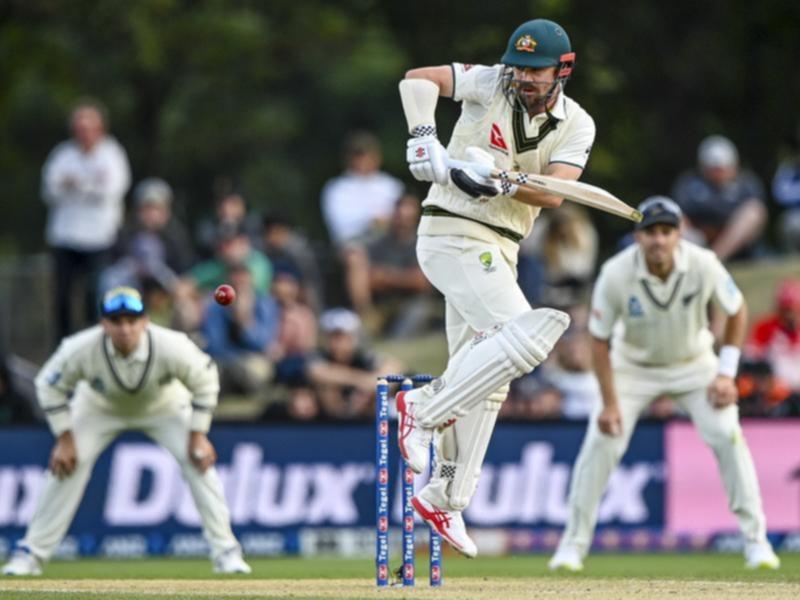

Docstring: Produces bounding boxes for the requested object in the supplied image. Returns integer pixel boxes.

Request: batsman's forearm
[591,337,618,408]
[510,185,564,209]
[506,161,584,209]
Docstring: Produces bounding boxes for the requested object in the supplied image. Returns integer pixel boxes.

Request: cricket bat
[447,158,642,223]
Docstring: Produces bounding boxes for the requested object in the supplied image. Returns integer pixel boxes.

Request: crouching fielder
[395,18,595,557]
[549,197,779,572]
[2,287,250,576]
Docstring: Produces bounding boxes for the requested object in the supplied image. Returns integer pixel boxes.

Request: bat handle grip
[446,158,494,179]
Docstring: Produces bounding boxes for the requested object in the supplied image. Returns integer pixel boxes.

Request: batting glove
[450,146,518,200]
[407,135,450,186]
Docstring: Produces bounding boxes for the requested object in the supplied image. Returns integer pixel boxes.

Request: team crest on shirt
[489,123,509,154]
[627,295,645,317]
[515,35,538,53]
[479,251,496,273]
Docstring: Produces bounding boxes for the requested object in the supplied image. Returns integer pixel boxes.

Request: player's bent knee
[414,308,569,427]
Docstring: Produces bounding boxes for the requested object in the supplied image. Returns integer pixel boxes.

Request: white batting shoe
[411,495,477,558]
[548,545,584,572]
[396,391,433,474]
[2,548,43,576]
[212,549,252,574]
[744,542,780,570]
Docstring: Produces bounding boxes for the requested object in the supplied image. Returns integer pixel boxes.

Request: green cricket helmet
[500,19,576,113]
[501,19,573,69]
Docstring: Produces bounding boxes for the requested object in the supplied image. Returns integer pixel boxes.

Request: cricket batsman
[395,19,595,557]
[549,197,780,571]
[2,287,251,575]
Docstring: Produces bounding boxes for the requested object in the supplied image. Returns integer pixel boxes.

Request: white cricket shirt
[35,323,220,435]
[589,240,743,369]
[419,63,596,246]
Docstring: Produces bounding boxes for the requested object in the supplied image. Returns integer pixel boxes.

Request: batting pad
[414,308,570,427]
[399,78,440,136]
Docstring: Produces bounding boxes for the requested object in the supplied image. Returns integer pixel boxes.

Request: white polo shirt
[35,324,220,435]
[320,170,404,245]
[41,136,131,251]
[420,62,596,246]
[589,240,743,370]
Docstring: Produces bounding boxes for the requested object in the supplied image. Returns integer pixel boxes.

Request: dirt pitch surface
[2,578,800,600]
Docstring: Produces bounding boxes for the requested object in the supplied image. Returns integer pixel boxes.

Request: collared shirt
[103,333,151,391]
[35,323,219,435]
[419,62,596,244]
[41,136,131,251]
[589,240,743,367]
[321,170,404,246]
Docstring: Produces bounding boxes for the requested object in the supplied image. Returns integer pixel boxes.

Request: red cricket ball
[214,284,236,306]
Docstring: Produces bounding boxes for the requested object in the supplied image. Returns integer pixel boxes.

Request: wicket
[375,374,442,587]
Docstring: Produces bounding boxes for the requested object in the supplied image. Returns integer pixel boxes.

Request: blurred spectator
[189,222,272,293]
[518,205,598,309]
[346,193,435,337]
[196,187,262,259]
[671,135,767,261]
[737,359,795,417]
[320,131,403,247]
[259,266,321,422]
[262,212,324,313]
[174,222,272,334]
[0,354,36,424]
[269,264,319,386]
[771,128,800,253]
[504,374,562,420]
[744,279,800,394]
[101,178,194,293]
[305,308,402,419]
[140,277,175,328]
[546,327,601,419]
[202,264,279,395]
[42,98,131,339]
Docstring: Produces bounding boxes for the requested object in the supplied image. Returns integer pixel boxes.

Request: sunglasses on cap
[101,293,145,317]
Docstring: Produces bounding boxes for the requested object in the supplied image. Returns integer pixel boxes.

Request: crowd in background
[1,100,799,425]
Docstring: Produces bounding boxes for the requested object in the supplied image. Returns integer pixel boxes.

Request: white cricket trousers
[21,396,240,561]
[558,368,768,557]
[415,234,531,510]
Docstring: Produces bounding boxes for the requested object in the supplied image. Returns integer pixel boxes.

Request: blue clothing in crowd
[202,295,280,360]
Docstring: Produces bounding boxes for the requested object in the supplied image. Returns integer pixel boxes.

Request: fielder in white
[2,287,251,575]
[549,197,780,571]
[395,19,595,557]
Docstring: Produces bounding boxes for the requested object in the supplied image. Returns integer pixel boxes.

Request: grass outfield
[0,554,799,599]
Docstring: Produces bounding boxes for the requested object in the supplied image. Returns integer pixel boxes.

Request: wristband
[410,125,437,138]
[717,345,741,378]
